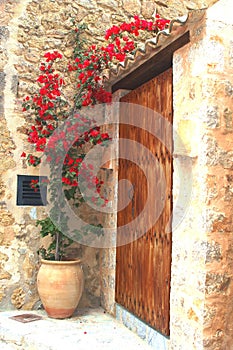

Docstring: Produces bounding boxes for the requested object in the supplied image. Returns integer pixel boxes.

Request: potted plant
[35,216,84,319]
[21,24,110,319]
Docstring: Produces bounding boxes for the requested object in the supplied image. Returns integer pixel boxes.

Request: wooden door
[116,68,172,336]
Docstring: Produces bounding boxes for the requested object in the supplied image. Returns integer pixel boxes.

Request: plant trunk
[55,231,60,261]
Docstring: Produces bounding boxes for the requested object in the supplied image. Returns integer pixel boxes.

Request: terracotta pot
[37,259,84,319]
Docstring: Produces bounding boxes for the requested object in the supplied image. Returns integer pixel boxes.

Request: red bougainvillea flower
[36,137,47,152]
[44,51,63,62]
[22,14,170,214]
[28,154,41,166]
[90,129,99,137]
[101,133,110,140]
[30,179,39,192]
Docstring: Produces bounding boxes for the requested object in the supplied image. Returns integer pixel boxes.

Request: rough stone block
[116,304,168,349]
[204,305,217,328]
[11,287,26,309]
[223,108,233,130]
[147,326,168,349]
[205,273,231,295]
[206,105,220,128]
[225,80,233,97]
[205,241,222,263]
[0,210,15,226]
[122,0,141,14]
[0,271,11,280]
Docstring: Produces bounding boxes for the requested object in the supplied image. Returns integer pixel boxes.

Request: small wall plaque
[10,313,43,323]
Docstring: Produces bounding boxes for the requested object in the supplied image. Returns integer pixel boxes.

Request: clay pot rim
[40,258,81,265]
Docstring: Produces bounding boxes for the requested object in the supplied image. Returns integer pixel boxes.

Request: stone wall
[171,1,233,349]
[203,3,233,349]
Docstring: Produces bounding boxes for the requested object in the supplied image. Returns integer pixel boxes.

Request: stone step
[0,308,153,350]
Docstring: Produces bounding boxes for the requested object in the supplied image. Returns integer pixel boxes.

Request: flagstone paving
[0,307,154,350]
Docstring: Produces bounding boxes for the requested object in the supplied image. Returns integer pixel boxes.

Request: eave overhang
[104,10,206,92]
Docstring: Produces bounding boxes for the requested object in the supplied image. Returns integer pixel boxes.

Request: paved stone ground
[0,307,153,350]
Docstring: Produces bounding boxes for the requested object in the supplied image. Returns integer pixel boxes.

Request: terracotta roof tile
[104,10,205,86]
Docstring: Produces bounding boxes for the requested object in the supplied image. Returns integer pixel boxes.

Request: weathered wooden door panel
[116,68,172,336]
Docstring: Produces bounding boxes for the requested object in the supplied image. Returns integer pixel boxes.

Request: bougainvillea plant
[21,14,170,260]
